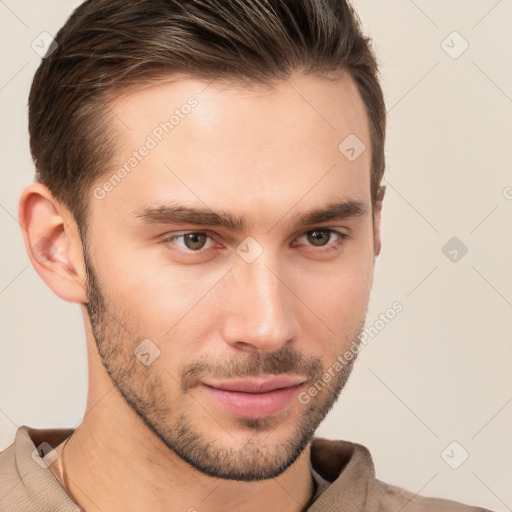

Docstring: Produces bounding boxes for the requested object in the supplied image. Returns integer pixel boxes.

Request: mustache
[180,345,323,393]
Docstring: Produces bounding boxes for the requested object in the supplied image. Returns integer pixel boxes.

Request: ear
[372,184,385,257]
[18,182,88,303]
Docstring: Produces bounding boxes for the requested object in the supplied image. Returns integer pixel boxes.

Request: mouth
[200,376,307,419]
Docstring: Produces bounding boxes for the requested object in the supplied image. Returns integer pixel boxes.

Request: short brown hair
[28,0,386,235]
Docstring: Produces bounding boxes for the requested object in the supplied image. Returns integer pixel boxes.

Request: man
[0,0,493,510]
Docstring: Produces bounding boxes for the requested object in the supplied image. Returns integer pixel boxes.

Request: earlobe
[373,184,385,257]
[18,182,88,304]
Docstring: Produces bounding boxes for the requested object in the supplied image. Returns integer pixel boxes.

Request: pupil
[185,233,207,250]
[308,230,329,246]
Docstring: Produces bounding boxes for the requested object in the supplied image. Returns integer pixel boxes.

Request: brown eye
[182,233,208,250]
[306,230,331,246]
[164,232,214,251]
[295,229,348,249]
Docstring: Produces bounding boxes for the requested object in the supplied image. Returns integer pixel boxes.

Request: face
[83,72,377,481]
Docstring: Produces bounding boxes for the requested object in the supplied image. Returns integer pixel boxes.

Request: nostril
[233,341,261,352]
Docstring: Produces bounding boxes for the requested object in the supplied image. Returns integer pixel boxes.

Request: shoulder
[0,425,80,512]
[0,437,21,505]
[374,479,494,512]
[309,436,494,512]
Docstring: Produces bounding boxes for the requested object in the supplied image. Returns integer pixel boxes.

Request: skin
[19,71,384,512]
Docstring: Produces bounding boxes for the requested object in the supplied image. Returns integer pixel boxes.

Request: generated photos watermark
[93,96,198,200]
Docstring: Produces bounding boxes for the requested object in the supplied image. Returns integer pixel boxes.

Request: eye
[164,232,216,251]
[293,228,348,249]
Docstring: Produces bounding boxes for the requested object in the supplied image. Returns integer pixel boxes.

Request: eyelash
[162,228,349,254]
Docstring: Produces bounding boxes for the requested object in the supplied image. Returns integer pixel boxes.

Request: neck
[57,404,315,512]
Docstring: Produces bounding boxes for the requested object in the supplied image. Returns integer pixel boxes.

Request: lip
[201,376,307,419]
[202,376,307,393]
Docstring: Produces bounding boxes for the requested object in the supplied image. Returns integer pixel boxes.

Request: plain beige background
[1,1,511,510]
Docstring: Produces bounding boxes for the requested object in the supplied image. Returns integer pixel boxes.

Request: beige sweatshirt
[0,425,493,512]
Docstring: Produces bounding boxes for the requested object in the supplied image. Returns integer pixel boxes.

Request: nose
[221,255,301,354]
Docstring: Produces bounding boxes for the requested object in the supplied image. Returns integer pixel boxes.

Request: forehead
[92,72,371,228]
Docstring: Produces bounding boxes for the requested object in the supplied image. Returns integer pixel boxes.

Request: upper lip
[202,375,307,393]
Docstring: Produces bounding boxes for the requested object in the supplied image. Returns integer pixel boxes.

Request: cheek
[292,243,374,342]
[92,241,226,340]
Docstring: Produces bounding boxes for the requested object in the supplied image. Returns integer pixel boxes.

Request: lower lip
[201,384,303,419]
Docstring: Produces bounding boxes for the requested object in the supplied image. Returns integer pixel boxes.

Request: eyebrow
[133,199,368,232]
